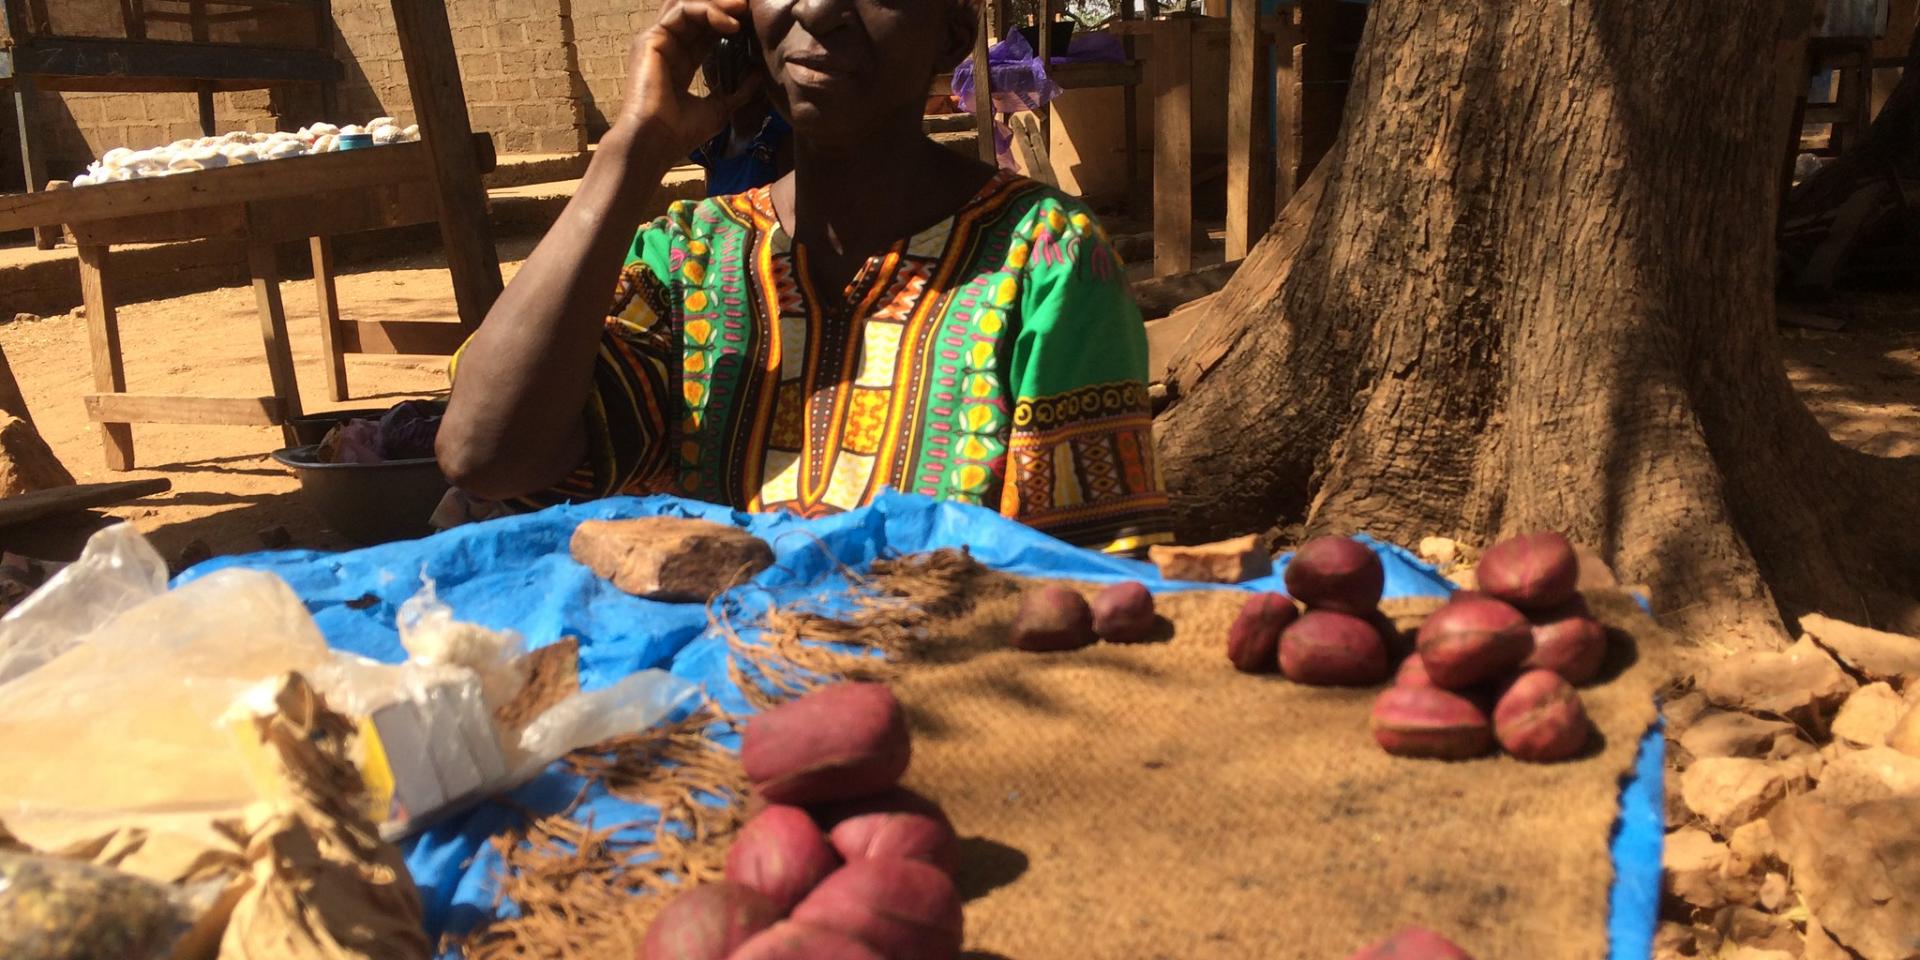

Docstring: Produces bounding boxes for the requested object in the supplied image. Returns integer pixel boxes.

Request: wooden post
[1037,0,1055,150]
[390,0,504,331]
[1151,18,1195,277]
[1120,0,1142,218]
[11,78,60,250]
[1226,0,1273,259]
[311,236,349,402]
[1272,10,1302,207]
[972,4,996,165]
[191,0,215,136]
[78,245,135,470]
[0,342,32,430]
[247,243,303,445]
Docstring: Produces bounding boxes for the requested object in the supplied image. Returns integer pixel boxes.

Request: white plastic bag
[509,668,697,782]
[0,523,168,687]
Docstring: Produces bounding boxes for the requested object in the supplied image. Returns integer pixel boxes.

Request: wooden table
[0,134,495,470]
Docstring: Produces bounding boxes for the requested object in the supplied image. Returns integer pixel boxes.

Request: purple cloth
[949,29,1127,168]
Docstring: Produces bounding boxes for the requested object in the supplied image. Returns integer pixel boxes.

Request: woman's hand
[614,0,761,159]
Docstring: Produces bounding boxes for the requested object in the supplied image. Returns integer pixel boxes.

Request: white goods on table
[68,117,422,186]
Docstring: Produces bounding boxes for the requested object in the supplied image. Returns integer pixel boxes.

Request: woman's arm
[437,0,755,500]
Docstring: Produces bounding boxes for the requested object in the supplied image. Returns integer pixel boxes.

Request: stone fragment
[1653,922,1721,960]
[1664,827,1754,910]
[1815,746,1920,806]
[1802,917,1853,960]
[1832,682,1904,747]
[1799,614,1920,685]
[1679,711,1795,760]
[1772,796,1920,960]
[1758,872,1790,912]
[1727,820,1777,870]
[1713,906,1801,954]
[1417,536,1462,567]
[1680,758,1793,833]
[1661,691,1713,737]
[1149,534,1273,584]
[570,517,775,602]
[1701,637,1857,727]
[1888,702,1920,759]
[1572,543,1620,590]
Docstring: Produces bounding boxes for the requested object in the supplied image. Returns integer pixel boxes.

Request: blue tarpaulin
[180,490,1662,956]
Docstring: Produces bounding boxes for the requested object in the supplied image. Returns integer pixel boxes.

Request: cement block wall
[3,0,603,188]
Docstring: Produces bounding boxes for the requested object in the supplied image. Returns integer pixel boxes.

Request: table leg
[309,236,350,402]
[391,0,504,332]
[12,77,60,250]
[78,245,135,470]
[248,244,304,446]
[1227,0,1274,260]
[971,4,996,166]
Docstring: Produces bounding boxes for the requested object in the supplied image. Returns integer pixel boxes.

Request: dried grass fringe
[458,549,985,959]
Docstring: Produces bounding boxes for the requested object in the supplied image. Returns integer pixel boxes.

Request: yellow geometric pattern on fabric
[770,382,805,451]
[843,388,892,456]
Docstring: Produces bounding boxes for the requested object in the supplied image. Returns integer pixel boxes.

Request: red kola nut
[1394,654,1435,689]
[1476,531,1580,612]
[727,922,889,960]
[1494,669,1592,762]
[1009,585,1097,652]
[1283,536,1387,614]
[723,805,841,912]
[816,788,959,874]
[1370,687,1495,760]
[1279,611,1393,687]
[1415,595,1533,690]
[1092,581,1158,643]
[740,683,911,806]
[1227,593,1298,673]
[790,859,964,960]
[639,882,782,960]
[1346,925,1476,959]
[1523,598,1608,685]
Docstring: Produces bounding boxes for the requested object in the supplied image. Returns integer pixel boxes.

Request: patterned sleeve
[999,199,1174,555]
[448,215,683,509]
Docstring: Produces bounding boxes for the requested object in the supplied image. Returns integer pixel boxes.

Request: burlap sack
[470,553,1671,960]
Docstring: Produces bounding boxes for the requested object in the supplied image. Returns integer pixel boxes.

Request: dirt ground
[4,239,1919,573]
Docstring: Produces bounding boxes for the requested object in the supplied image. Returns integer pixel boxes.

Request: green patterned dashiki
[487,171,1173,554]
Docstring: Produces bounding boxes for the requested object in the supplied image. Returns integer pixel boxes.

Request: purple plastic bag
[951,30,1127,168]
[377,400,443,461]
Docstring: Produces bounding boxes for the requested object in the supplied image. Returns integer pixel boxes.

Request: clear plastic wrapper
[0,523,168,687]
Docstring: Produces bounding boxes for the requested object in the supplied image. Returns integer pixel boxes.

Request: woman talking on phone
[436,0,1171,555]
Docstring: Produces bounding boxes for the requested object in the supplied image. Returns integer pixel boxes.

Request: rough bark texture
[1156,0,1920,648]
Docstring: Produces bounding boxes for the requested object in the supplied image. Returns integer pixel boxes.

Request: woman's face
[751,0,976,147]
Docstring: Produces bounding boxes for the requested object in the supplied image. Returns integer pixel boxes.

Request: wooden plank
[311,236,348,401]
[5,36,342,85]
[0,134,493,233]
[0,479,172,530]
[1051,60,1142,89]
[121,0,150,38]
[9,75,61,249]
[85,393,283,425]
[1007,112,1057,187]
[1151,18,1195,277]
[67,204,247,245]
[1226,0,1272,260]
[970,3,996,165]
[335,319,469,356]
[390,0,503,332]
[77,245,135,470]
[1038,0,1054,144]
[1275,38,1301,203]
[243,180,440,244]
[247,242,304,444]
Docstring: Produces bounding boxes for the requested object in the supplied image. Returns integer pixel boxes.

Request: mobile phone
[707,28,758,97]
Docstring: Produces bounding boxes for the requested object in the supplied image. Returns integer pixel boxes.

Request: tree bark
[1156,0,1920,648]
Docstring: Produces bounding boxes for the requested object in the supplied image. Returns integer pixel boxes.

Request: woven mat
[883,575,1670,960]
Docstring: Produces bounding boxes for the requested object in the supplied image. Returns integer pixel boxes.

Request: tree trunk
[1156,0,1920,647]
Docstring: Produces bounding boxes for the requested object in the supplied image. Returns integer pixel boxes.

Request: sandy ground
[4,239,1919,572]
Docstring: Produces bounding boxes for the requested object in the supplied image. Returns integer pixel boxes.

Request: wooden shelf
[0,132,496,233]
[0,36,342,91]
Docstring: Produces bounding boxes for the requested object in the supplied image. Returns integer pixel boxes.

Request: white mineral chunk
[340,124,363,136]
[372,125,400,145]
[401,124,421,141]
[368,116,397,129]
[73,174,96,187]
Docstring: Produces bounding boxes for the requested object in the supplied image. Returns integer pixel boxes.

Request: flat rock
[1701,637,1857,727]
[1714,907,1802,954]
[1150,534,1273,584]
[1654,922,1720,960]
[1727,820,1777,869]
[1664,827,1754,910]
[1804,918,1856,960]
[570,517,775,602]
[1680,757,1795,833]
[1800,614,1920,685]
[1890,703,1920,759]
[1833,682,1905,747]
[1771,796,1920,960]
[1661,691,1714,737]
[1815,746,1920,806]
[1680,711,1795,760]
